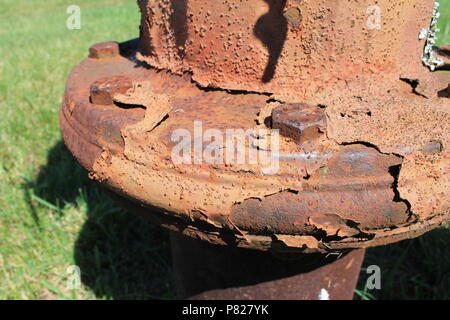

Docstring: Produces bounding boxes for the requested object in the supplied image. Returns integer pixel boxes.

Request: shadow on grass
[357,227,450,300]
[24,141,175,300]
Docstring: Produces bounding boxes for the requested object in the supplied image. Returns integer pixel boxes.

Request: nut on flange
[88,41,120,59]
[272,103,326,143]
[90,76,133,105]
[283,7,302,29]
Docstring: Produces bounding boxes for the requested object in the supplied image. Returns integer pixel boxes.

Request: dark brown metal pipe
[170,232,365,300]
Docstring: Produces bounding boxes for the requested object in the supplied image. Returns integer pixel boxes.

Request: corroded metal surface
[90,76,134,105]
[89,41,120,59]
[271,103,326,144]
[60,39,449,253]
[135,0,450,222]
[136,0,440,99]
[59,1,450,302]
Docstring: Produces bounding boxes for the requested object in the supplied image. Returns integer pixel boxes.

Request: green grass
[0,0,174,300]
[437,1,450,46]
[0,1,449,300]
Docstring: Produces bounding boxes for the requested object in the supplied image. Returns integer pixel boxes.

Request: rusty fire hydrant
[60,0,449,299]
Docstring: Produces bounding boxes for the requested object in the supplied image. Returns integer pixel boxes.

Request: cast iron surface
[60,40,449,253]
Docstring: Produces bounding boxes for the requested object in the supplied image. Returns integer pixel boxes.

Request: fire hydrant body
[60,0,449,299]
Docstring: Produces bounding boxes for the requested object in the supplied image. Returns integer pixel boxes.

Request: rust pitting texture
[136,0,440,99]
[60,0,449,253]
[60,41,448,253]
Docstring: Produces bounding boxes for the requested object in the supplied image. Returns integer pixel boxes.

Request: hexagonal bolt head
[88,42,120,59]
[90,76,133,105]
[284,7,302,29]
[422,141,443,154]
[272,103,326,143]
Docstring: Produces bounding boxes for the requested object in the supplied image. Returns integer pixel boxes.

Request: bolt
[283,7,302,29]
[422,140,443,154]
[271,103,326,143]
[90,76,133,105]
[88,42,120,59]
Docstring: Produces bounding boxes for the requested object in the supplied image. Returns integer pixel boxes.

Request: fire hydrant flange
[60,39,448,254]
